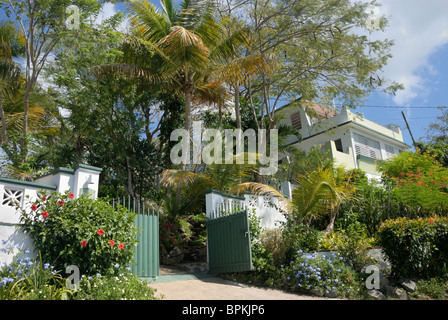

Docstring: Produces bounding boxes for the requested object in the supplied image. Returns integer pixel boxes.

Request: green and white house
[277,101,412,180]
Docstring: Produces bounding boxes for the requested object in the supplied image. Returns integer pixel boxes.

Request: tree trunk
[217,102,222,127]
[234,82,241,129]
[324,209,337,234]
[180,90,192,171]
[21,90,30,162]
[0,95,7,144]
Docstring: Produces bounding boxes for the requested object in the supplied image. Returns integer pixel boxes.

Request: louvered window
[384,144,397,159]
[353,133,382,160]
[290,112,302,130]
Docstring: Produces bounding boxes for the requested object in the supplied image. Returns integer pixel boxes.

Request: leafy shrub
[338,182,402,235]
[377,216,448,278]
[331,223,377,272]
[160,217,183,251]
[72,271,158,300]
[0,241,158,300]
[260,229,289,264]
[411,277,448,299]
[377,150,448,216]
[19,191,138,276]
[281,250,366,298]
[282,224,325,255]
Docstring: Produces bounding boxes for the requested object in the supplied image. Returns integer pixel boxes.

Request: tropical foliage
[2,0,448,301]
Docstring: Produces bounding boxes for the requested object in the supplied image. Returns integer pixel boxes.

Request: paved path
[146,265,330,300]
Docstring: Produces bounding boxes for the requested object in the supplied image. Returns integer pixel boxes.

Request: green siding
[133,212,159,278]
[357,155,381,175]
[112,197,159,278]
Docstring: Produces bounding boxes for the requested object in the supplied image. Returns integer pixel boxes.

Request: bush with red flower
[18,190,138,277]
[377,150,448,216]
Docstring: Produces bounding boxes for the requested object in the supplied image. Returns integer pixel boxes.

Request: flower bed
[280,250,366,298]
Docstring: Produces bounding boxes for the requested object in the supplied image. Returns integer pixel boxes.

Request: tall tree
[46,15,179,200]
[0,0,102,162]
[125,0,268,136]
[224,0,403,130]
[0,21,25,144]
[425,106,448,144]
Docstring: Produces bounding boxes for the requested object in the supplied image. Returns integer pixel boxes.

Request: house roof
[302,101,337,119]
[275,98,338,119]
[285,120,412,149]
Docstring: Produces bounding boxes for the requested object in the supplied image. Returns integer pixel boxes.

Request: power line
[371,116,439,121]
[360,105,447,109]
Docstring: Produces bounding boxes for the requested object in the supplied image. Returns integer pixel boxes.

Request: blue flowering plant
[0,241,70,300]
[281,250,365,298]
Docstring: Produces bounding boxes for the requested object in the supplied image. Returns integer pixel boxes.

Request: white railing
[205,187,291,229]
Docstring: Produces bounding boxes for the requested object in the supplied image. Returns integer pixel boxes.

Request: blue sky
[358,0,448,147]
[2,0,448,149]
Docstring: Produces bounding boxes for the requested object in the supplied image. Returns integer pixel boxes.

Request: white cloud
[93,2,130,32]
[373,0,448,105]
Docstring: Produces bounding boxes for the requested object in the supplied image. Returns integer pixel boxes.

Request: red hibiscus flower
[42,196,47,201]
[118,243,125,250]
[80,240,87,247]
[31,204,38,211]
[58,200,64,206]
[69,193,74,199]
[41,211,49,219]
[97,229,104,236]
[109,240,115,247]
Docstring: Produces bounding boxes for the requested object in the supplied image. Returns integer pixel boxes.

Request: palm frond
[291,162,356,222]
[0,21,26,59]
[213,54,273,84]
[128,0,171,42]
[229,182,292,212]
[193,80,229,106]
[158,25,210,70]
[160,169,216,189]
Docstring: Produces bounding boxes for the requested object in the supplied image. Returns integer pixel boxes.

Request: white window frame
[352,132,382,160]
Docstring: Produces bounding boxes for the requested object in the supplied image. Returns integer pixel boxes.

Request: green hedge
[377,216,448,278]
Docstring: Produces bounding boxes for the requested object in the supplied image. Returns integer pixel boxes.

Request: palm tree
[230,160,356,233]
[125,0,269,134]
[291,162,356,233]
[0,21,25,144]
[0,22,60,180]
[159,154,257,217]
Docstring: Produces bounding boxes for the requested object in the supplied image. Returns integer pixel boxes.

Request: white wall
[205,189,287,229]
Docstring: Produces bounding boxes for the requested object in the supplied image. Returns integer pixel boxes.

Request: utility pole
[401,111,416,149]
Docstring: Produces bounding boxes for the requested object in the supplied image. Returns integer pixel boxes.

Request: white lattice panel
[2,188,24,207]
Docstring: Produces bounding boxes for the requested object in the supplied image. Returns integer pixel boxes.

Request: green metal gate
[112,197,159,278]
[207,208,252,273]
